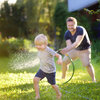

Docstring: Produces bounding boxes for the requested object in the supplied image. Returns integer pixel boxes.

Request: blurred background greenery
[0,0,99,53]
[0,0,100,59]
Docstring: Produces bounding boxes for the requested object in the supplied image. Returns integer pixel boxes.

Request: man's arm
[66,39,72,46]
[61,35,84,54]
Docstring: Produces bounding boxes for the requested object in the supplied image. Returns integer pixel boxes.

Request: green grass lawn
[0,50,100,100]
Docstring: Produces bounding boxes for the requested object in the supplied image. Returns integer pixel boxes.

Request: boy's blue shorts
[35,69,56,85]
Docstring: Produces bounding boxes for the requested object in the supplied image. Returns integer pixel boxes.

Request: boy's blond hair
[34,34,48,45]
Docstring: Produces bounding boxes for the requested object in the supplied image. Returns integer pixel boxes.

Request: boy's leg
[52,85,62,99]
[33,77,41,99]
[46,72,61,99]
[33,69,45,99]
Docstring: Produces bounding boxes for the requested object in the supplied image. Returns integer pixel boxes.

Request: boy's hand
[55,53,62,65]
[57,59,62,65]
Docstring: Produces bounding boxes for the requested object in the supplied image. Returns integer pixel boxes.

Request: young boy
[33,34,62,100]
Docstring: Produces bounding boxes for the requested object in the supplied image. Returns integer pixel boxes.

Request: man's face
[67,21,76,33]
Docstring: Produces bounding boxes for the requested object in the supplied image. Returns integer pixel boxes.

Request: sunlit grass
[0,51,100,100]
[0,72,33,99]
[0,70,100,100]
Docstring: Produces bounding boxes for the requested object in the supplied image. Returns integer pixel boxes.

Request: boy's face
[35,44,47,51]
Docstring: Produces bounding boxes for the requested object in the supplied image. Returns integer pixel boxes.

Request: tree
[0,1,27,38]
[53,1,68,49]
[84,0,100,21]
[84,0,100,38]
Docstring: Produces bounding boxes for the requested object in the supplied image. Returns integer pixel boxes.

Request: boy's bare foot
[35,96,40,100]
[57,93,62,99]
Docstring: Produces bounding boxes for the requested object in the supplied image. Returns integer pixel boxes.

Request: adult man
[60,17,96,82]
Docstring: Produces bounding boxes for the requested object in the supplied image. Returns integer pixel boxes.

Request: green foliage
[91,39,100,62]
[0,41,10,57]
[84,8,100,15]
[53,2,68,49]
[84,0,100,16]
[8,37,32,53]
[8,37,25,53]
[53,2,67,38]
[0,37,32,57]
[0,1,27,38]
[0,0,59,39]
[24,0,39,32]
[84,0,100,22]
[16,0,58,39]
[76,15,93,39]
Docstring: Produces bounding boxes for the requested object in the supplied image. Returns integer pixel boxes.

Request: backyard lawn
[0,49,100,100]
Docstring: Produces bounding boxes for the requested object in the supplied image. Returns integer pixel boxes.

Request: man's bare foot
[92,79,96,83]
[35,96,40,100]
[57,93,62,99]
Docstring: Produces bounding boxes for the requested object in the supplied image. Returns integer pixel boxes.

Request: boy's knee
[51,85,54,88]
[33,77,39,84]
[33,77,36,82]
[51,84,57,89]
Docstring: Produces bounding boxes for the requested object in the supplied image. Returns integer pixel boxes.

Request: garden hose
[56,49,75,84]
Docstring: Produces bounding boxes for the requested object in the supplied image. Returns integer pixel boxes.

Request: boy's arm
[55,53,62,65]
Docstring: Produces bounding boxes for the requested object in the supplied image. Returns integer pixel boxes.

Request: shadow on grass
[60,81,100,100]
[0,82,57,100]
[0,81,100,100]
[0,83,34,100]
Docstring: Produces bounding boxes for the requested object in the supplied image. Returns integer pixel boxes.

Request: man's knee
[62,61,67,66]
[62,61,68,70]
[62,59,70,66]
[84,63,91,68]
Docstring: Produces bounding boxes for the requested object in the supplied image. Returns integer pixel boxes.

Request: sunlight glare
[0,0,17,4]
[8,0,17,4]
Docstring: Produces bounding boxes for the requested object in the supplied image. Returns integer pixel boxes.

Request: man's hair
[66,17,77,25]
[34,34,48,45]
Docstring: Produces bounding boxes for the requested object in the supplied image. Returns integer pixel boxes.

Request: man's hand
[60,47,68,55]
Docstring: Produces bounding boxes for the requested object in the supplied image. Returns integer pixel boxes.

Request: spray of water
[9,51,39,70]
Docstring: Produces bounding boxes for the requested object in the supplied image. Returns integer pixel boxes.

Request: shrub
[0,41,9,57]
[7,37,24,53]
[91,39,100,62]
[0,37,32,57]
